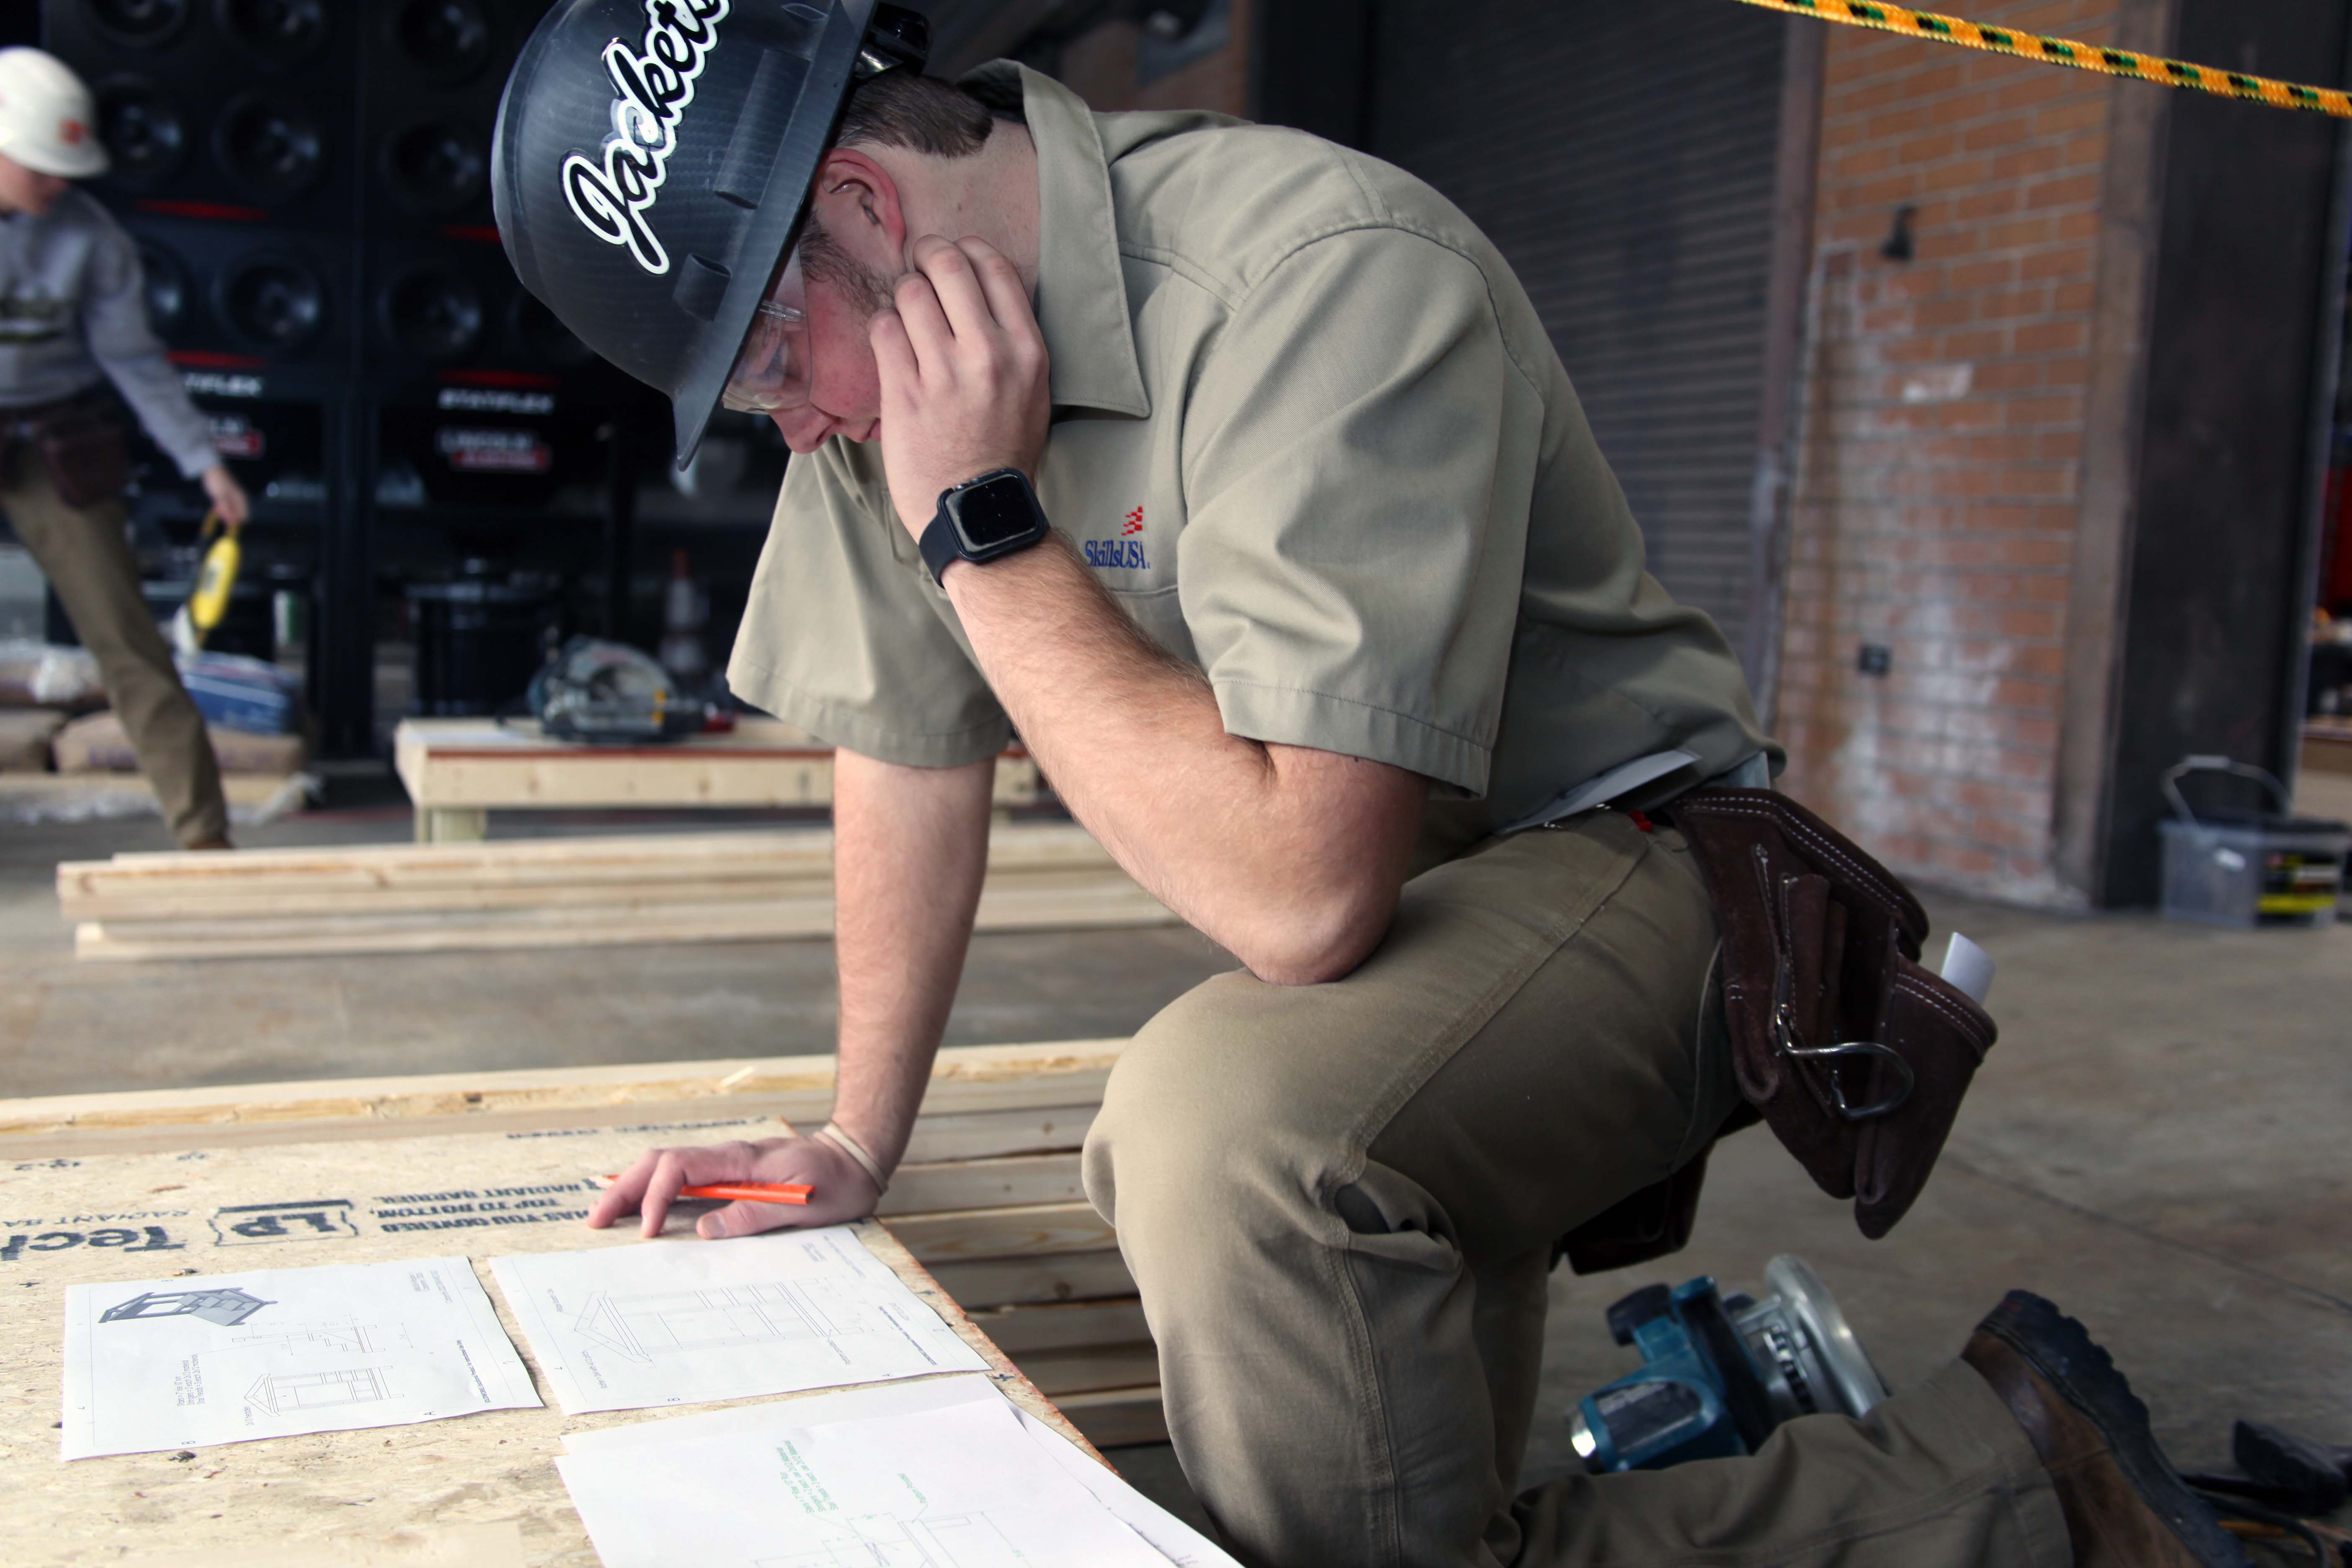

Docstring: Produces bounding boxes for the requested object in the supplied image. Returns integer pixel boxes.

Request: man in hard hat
[505,6,2245,1566]
[0,46,249,851]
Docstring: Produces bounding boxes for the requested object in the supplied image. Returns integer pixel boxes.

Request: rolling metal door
[1364,0,1786,646]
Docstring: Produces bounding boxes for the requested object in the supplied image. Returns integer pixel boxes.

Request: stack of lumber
[2,768,307,823]
[0,707,65,770]
[875,1043,1157,1444]
[51,710,307,776]
[0,1038,1167,1449]
[58,822,1175,962]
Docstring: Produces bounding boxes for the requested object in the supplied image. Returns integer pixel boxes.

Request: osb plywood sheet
[0,1116,1072,1566]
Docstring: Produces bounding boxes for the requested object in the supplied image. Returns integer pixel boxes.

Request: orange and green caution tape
[1727,0,2352,119]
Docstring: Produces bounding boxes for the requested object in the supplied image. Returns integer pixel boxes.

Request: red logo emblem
[60,119,86,145]
[1121,507,1143,536]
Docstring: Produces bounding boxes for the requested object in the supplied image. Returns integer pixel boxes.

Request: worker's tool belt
[3,392,130,510]
[1558,788,1997,1274]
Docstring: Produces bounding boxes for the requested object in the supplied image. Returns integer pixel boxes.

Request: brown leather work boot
[1962,1291,2249,1568]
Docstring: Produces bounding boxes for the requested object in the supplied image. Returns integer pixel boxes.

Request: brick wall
[1774,3,2123,905]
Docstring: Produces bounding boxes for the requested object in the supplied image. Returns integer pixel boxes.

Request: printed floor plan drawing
[246,1367,390,1416]
[754,1511,1024,1568]
[227,1318,403,1357]
[492,1228,988,1415]
[554,1397,1173,1568]
[62,1258,539,1459]
[557,1375,1241,1567]
[574,1280,882,1365]
[100,1287,273,1327]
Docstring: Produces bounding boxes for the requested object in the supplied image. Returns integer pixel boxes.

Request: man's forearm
[942,536,1421,983]
[830,749,995,1172]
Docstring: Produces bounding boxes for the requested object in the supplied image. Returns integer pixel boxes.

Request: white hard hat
[0,48,108,181]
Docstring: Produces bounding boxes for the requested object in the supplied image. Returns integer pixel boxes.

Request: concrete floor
[5,785,2350,1546]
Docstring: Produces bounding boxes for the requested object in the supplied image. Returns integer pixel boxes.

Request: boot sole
[1978,1291,2249,1568]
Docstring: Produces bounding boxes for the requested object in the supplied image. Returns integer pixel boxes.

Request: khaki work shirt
[729,66,1776,831]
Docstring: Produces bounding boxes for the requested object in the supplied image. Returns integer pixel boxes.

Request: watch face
[952,475,1042,549]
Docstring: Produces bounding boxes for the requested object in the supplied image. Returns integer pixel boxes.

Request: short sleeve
[726,438,1011,766]
[1176,228,1540,797]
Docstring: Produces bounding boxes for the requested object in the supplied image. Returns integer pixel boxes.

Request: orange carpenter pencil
[596,1175,812,1205]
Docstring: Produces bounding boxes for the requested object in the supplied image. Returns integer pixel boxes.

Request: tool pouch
[1556,1140,1720,1276]
[1669,787,1996,1240]
[35,401,131,510]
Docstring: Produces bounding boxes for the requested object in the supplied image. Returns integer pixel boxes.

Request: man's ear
[808,148,905,265]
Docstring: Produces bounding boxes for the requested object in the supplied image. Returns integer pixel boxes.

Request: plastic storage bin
[2156,756,2349,928]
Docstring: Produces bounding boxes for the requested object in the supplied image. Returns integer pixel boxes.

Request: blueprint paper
[488,1227,986,1415]
[1016,1407,1238,1567]
[559,1372,1002,1454]
[557,1395,1169,1568]
[562,1374,1239,1566]
[60,1257,539,1460]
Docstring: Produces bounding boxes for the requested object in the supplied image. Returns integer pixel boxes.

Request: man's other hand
[200,463,250,528]
[586,1135,882,1240]
[871,234,1050,535]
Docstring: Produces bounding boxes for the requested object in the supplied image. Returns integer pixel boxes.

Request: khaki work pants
[1084,810,2071,1568]
[1,441,226,848]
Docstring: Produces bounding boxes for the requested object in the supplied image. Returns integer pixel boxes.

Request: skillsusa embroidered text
[562,0,730,276]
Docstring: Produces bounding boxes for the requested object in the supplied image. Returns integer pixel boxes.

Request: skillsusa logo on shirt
[562,0,730,276]
[1083,507,1150,570]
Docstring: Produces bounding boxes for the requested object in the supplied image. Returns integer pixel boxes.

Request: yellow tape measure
[1729,0,2352,119]
[186,509,241,648]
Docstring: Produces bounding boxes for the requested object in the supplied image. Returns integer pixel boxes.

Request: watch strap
[919,469,1048,585]
[918,507,963,584]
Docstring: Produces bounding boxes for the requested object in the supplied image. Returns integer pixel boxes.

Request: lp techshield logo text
[562,0,730,276]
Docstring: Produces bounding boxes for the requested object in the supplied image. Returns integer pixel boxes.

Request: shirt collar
[960,63,1150,419]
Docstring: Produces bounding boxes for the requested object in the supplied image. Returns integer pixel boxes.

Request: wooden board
[923,1250,1138,1310]
[66,828,839,897]
[59,825,1178,962]
[1052,1385,1171,1448]
[966,1297,1151,1354]
[899,1104,1101,1165]
[392,718,1039,812]
[61,824,1124,912]
[889,1201,1120,1266]
[0,1115,1088,1567]
[878,1152,1086,1217]
[1011,1342,1162,1398]
[71,880,1174,961]
[0,1040,1127,1152]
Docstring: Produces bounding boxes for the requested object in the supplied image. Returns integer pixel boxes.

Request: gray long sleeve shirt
[0,189,218,479]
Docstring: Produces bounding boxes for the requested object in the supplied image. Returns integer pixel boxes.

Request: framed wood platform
[393,717,1040,841]
[0,1040,1163,1565]
[2303,718,2352,778]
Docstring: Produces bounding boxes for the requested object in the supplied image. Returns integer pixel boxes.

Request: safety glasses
[720,248,812,414]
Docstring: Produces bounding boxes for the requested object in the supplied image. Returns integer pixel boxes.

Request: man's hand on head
[870,235,1051,536]
[586,1134,882,1240]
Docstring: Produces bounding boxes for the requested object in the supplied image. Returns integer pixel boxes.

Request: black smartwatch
[919,468,1051,584]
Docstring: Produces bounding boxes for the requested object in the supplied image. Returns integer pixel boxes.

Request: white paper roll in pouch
[1939,933,1995,1005]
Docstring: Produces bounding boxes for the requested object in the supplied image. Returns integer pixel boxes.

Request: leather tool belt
[1558,787,1998,1274]
[3,392,131,510]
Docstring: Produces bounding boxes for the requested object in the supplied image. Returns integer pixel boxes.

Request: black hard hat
[492,0,928,464]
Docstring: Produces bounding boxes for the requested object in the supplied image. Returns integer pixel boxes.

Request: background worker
[498,5,2245,1565]
[0,46,248,851]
